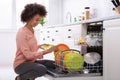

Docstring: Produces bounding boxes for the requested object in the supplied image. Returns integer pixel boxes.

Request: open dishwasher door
[45,68,103,80]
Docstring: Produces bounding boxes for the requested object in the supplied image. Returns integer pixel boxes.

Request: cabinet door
[103,19,120,80]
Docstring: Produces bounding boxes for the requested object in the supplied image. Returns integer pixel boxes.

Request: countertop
[45,15,120,28]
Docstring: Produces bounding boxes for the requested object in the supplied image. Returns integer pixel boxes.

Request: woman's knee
[34,64,47,76]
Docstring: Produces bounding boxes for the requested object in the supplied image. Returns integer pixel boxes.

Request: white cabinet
[103,19,120,80]
[39,24,83,49]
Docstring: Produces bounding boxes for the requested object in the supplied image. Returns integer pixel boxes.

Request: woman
[13,3,58,80]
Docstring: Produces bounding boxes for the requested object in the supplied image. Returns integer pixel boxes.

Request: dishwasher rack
[54,49,103,75]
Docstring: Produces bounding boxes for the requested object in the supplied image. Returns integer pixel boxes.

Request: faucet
[66,12,72,23]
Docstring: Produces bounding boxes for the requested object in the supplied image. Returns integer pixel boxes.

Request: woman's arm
[37,46,58,59]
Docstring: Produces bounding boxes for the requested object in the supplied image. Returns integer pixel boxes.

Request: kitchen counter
[45,15,120,28]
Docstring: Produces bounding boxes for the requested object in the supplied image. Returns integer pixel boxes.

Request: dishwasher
[44,22,103,80]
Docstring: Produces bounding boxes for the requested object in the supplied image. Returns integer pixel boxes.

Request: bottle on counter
[84,7,90,20]
[74,17,77,22]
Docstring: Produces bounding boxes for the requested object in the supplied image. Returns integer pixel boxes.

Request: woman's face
[27,14,42,27]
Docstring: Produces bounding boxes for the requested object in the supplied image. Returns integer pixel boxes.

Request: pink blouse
[13,27,42,69]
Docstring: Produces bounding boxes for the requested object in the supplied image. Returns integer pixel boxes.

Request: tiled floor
[0,66,48,80]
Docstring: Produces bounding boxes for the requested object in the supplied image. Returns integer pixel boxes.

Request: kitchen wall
[63,0,117,23]
[0,0,13,29]
[0,0,118,29]
[43,0,118,25]
[48,0,63,25]
[0,0,16,67]
[0,30,16,67]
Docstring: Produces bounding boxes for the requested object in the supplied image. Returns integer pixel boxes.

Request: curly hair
[21,3,47,22]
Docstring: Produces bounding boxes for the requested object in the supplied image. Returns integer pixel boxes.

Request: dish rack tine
[61,49,81,54]
[60,53,64,69]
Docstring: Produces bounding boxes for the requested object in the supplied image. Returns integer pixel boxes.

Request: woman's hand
[37,46,58,59]
[49,46,58,52]
[42,46,58,55]
[35,52,43,59]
